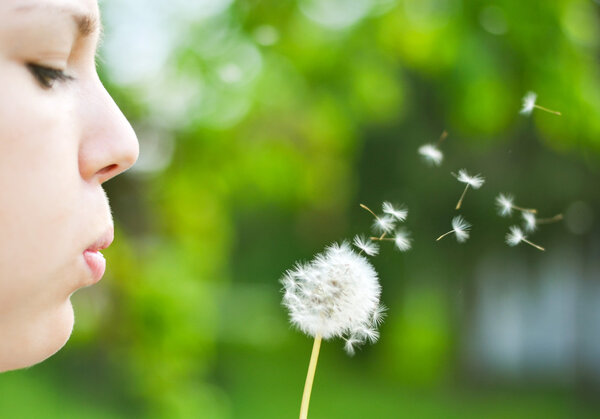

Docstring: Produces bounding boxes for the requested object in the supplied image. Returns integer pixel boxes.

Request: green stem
[299,335,322,419]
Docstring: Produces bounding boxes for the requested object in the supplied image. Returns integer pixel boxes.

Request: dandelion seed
[520,91,562,116]
[353,235,379,256]
[505,225,545,251]
[536,213,564,225]
[418,130,447,166]
[370,304,387,326]
[373,214,396,234]
[370,228,412,252]
[393,229,412,251]
[496,193,514,216]
[520,91,537,115]
[522,212,537,232]
[418,144,443,166]
[453,169,485,210]
[382,201,408,221]
[455,169,485,188]
[437,215,471,243]
[344,336,360,356]
[495,193,537,217]
[521,212,563,232]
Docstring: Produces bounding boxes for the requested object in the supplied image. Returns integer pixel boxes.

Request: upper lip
[86,226,114,252]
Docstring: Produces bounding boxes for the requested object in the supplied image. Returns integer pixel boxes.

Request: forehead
[1,0,102,47]
[2,0,100,27]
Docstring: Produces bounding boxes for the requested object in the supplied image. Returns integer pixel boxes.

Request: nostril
[97,164,118,177]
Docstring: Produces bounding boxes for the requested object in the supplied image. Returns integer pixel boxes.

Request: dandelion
[353,235,379,256]
[520,91,562,116]
[382,201,408,221]
[436,215,471,243]
[418,130,447,166]
[453,169,485,210]
[281,242,384,418]
[495,193,537,217]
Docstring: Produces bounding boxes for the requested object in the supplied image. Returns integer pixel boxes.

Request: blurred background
[2,0,600,417]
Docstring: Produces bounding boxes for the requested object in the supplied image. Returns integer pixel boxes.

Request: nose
[78,80,139,184]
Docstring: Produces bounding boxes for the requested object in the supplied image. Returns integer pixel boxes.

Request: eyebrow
[14,3,101,38]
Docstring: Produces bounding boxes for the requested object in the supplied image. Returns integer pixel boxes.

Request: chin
[0,300,74,372]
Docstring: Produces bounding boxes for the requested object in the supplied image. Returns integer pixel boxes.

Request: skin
[0,0,138,372]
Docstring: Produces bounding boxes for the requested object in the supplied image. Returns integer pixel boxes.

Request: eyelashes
[27,63,74,89]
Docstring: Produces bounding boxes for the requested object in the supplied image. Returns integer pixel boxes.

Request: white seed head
[522,212,537,232]
[393,229,412,251]
[455,169,485,189]
[506,225,525,246]
[281,242,384,354]
[382,201,408,221]
[418,144,443,166]
[496,193,514,217]
[373,214,396,234]
[520,91,537,115]
[353,235,379,256]
[452,215,471,243]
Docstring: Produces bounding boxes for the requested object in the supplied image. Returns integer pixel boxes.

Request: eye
[27,63,74,89]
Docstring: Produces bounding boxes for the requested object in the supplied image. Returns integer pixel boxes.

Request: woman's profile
[0,0,139,372]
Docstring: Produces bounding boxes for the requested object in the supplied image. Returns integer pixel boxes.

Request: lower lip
[83,250,106,283]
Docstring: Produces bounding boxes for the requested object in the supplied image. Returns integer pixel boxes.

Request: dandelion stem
[300,334,322,419]
[522,239,545,251]
[456,184,470,210]
[370,237,394,241]
[537,214,563,224]
[512,205,537,214]
[359,204,379,220]
[436,230,455,241]
[533,104,562,116]
[436,130,448,146]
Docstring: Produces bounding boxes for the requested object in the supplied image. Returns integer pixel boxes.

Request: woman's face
[0,0,138,372]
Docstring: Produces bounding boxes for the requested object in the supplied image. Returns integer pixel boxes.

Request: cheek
[0,61,84,332]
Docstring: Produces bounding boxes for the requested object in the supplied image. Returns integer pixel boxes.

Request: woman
[0,0,139,372]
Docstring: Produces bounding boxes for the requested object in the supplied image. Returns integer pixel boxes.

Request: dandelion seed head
[520,91,537,115]
[373,214,396,234]
[382,202,408,221]
[522,212,537,232]
[393,229,412,251]
[455,169,485,189]
[418,144,443,166]
[353,235,379,256]
[496,193,514,217]
[281,242,384,353]
[506,225,524,246]
[452,215,471,243]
